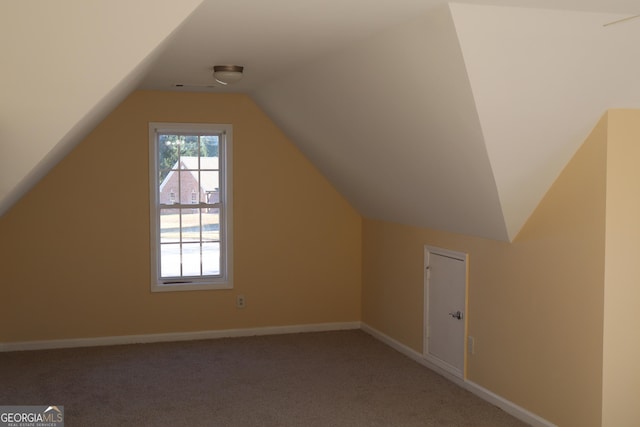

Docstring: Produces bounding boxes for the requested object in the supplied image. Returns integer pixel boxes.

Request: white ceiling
[3,0,640,240]
[251,4,509,240]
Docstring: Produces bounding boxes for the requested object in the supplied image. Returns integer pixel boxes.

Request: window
[149,123,233,292]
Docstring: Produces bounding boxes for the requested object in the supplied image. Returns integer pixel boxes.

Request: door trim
[423,245,468,379]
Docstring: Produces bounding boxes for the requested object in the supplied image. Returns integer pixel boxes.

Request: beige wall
[362,114,609,426]
[602,110,640,427]
[0,91,362,342]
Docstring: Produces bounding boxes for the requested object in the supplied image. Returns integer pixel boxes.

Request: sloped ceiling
[0,0,203,216]
[452,3,640,239]
[3,0,640,242]
[252,4,508,240]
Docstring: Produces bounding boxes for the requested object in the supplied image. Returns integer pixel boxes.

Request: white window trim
[149,122,233,292]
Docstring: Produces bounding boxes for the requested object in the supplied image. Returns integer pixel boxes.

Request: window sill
[151,281,233,293]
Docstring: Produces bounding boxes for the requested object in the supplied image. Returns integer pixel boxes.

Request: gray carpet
[0,330,528,426]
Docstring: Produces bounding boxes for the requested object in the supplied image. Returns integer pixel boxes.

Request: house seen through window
[149,123,233,292]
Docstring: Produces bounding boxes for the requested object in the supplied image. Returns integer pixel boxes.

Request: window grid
[150,124,232,290]
[161,135,211,280]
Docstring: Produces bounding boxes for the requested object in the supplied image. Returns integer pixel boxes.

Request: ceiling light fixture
[213,65,244,85]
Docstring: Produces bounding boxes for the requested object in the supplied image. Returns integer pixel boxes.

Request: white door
[424,247,466,377]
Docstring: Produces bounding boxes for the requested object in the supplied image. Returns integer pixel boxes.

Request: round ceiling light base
[213,65,244,85]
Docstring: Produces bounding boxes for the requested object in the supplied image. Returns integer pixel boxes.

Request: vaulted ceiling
[3,0,640,241]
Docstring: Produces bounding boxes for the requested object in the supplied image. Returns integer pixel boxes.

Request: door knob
[448,311,463,320]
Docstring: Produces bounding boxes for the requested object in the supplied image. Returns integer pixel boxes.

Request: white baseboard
[0,321,361,352]
[464,381,557,427]
[360,322,556,427]
[360,322,466,387]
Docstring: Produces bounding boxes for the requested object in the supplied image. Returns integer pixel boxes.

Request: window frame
[148,122,233,292]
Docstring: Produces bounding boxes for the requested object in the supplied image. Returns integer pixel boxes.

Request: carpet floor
[0,330,529,426]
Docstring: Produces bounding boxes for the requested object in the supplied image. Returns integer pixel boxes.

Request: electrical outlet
[468,336,475,355]
[236,295,246,309]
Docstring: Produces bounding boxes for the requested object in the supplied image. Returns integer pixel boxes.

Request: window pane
[180,135,200,159]
[201,135,219,158]
[203,242,221,275]
[160,209,180,243]
[178,170,199,204]
[158,134,181,174]
[158,134,183,196]
[202,209,219,242]
[182,243,201,276]
[160,244,181,278]
[159,176,178,205]
[180,136,199,166]
[181,209,200,243]
[200,170,219,205]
